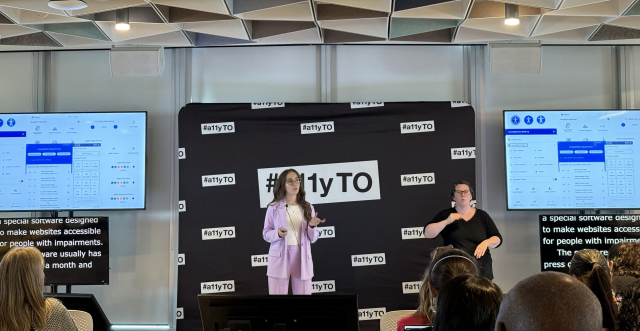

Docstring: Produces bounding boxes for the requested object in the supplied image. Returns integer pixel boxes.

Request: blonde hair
[0,247,47,331]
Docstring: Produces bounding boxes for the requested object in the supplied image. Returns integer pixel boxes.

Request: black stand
[45,211,74,294]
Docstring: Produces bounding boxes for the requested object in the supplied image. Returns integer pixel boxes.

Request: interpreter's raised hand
[447,213,463,224]
[278,227,288,238]
[308,212,326,228]
[474,240,489,259]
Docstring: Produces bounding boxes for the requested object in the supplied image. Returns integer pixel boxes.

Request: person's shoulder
[267,201,282,210]
[45,297,66,310]
[44,298,69,317]
[397,314,431,327]
[397,315,416,323]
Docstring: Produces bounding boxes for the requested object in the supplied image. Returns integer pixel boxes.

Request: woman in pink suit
[263,168,326,295]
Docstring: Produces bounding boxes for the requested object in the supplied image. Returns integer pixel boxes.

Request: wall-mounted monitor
[0,112,146,211]
[504,110,639,210]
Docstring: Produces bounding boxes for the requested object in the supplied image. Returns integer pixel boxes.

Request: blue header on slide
[557,141,605,163]
[0,131,26,137]
[505,129,557,135]
[26,144,73,165]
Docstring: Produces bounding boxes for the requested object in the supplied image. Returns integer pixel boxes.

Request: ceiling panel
[0,0,638,50]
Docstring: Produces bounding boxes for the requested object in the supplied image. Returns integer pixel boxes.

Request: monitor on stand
[198,294,359,331]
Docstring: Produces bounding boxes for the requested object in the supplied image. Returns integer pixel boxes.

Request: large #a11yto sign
[256,161,381,207]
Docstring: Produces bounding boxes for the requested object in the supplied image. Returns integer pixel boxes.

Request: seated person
[397,247,478,331]
[432,274,502,331]
[496,271,603,331]
[0,247,78,331]
[617,280,640,331]
[607,243,640,297]
[570,249,618,331]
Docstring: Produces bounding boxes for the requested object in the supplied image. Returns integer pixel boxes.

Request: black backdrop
[177,102,476,331]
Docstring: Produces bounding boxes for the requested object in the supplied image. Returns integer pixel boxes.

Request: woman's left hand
[474,240,489,259]
[308,212,326,228]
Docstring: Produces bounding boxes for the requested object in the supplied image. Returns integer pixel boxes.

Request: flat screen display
[0,112,146,211]
[504,110,640,210]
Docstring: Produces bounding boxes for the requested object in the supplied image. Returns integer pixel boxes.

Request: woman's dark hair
[608,243,640,277]
[570,249,618,331]
[450,180,474,199]
[416,248,479,322]
[432,274,503,331]
[269,169,312,221]
[617,280,640,331]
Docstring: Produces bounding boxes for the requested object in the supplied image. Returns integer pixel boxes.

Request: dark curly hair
[608,243,640,277]
[617,280,640,331]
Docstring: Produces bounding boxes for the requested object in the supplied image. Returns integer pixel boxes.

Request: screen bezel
[0,111,148,212]
[503,109,640,211]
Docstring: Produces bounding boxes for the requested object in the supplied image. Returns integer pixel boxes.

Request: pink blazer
[262,199,319,280]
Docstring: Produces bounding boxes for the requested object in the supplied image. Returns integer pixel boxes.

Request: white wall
[191,46,319,103]
[0,53,36,113]
[46,49,177,325]
[334,46,465,102]
[483,46,615,290]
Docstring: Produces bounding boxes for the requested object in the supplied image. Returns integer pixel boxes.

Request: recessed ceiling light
[505,4,520,26]
[115,9,130,31]
[504,18,520,25]
[48,0,88,10]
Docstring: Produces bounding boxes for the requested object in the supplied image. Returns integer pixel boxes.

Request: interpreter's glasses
[455,190,471,196]
[286,178,302,185]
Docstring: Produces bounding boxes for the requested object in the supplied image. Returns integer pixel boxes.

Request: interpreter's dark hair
[450,180,474,199]
[608,243,640,277]
[418,248,478,322]
[617,280,640,331]
[570,249,618,331]
[270,169,311,221]
[432,274,503,331]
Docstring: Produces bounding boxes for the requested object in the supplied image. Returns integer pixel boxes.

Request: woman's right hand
[447,213,462,224]
[278,227,288,238]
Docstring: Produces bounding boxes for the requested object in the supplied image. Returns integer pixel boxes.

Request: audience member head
[433,274,502,331]
[608,242,640,278]
[570,249,618,331]
[0,247,47,331]
[417,247,479,321]
[617,279,640,331]
[496,271,602,331]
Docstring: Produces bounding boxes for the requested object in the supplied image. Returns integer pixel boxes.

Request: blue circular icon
[537,115,545,124]
[524,116,534,125]
[511,115,520,125]
[7,118,15,127]
[114,125,118,129]
[622,123,626,127]
[91,125,95,129]
[0,119,3,127]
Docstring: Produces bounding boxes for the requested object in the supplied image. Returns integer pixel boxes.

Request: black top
[424,208,503,279]
[612,275,639,294]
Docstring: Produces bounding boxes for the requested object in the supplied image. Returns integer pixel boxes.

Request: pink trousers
[268,245,312,295]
